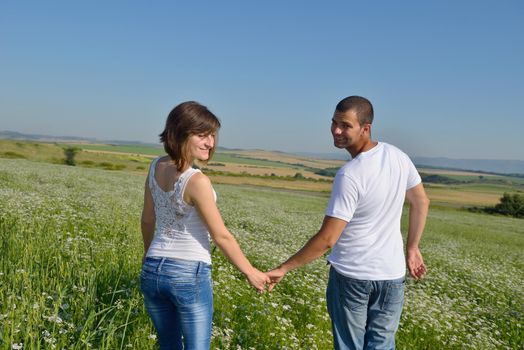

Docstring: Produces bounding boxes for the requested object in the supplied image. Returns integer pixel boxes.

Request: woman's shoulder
[183,170,214,205]
[186,170,210,187]
[185,171,213,195]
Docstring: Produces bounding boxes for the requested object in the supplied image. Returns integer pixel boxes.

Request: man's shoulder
[378,142,416,165]
[380,141,401,153]
[337,159,358,176]
[381,142,409,156]
[336,159,368,183]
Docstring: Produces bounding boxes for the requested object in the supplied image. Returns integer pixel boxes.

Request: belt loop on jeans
[157,257,166,272]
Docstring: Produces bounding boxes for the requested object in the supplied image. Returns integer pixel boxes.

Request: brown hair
[335,96,374,126]
[159,101,221,171]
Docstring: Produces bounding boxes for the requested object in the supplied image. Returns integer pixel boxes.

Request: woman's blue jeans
[140,257,213,350]
[326,266,405,350]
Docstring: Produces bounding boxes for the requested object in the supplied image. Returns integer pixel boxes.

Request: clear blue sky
[1,1,523,160]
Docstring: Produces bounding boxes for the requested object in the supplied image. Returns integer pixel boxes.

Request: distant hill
[0,130,161,148]
[1,130,522,175]
[293,151,349,161]
[412,157,524,176]
[296,151,524,175]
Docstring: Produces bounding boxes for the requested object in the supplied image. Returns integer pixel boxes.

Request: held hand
[266,267,287,292]
[407,247,427,280]
[246,268,270,293]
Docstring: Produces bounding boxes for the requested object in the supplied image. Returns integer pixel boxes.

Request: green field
[74,144,313,170]
[211,153,302,169]
[1,158,522,349]
[1,139,316,174]
[2,139,523,197]
[66,143,164,157]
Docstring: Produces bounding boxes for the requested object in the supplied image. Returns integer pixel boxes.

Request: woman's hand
[245,268,270,292]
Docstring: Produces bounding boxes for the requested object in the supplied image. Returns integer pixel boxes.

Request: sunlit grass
[0,159,522,349]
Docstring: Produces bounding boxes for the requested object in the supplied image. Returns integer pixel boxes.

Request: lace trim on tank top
[148,157,201,236]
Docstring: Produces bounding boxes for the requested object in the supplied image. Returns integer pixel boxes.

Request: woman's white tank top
[145,157,212,264]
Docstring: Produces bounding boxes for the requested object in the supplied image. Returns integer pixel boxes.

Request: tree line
[470,192,524,218]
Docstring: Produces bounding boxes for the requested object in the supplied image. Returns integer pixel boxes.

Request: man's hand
[407,247,426,279]
[405,184,429,280]
[266,267,287,292]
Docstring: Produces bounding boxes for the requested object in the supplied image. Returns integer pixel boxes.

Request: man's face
[330,109,368,150]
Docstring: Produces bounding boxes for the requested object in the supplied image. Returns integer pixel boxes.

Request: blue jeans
[326,267,405,350]
[140,257,213,350]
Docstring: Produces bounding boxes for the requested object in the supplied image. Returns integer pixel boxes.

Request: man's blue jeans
[140,257,213,350]
[326,266,405,350]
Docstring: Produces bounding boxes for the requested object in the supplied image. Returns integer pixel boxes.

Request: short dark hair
[159,101,221,171]
[335,96,374,125]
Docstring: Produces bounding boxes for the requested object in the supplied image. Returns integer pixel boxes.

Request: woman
[140,101,269,350]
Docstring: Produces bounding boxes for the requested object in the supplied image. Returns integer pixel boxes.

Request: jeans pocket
[140,270,157,298]
[339,277,370,311]
[167,278,198,305]
[382,280,405,313]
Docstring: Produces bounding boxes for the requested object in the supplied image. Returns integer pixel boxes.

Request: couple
[140,97,430,350]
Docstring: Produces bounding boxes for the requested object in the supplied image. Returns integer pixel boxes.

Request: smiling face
[331,109,371,156]
[187,133,216,162]
[160,101,221,171]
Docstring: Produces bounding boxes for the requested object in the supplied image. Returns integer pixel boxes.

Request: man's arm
[405,183,430,279]
[267,215,347,291]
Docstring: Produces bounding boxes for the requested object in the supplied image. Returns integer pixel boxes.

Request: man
[267,96,429,350]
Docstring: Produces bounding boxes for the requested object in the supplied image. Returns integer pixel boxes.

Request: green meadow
[0,140,318,176]
[67,144,165,157]
[0,157,522,349]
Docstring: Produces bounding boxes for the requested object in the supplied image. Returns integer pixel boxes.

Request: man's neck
[347,139,378,158]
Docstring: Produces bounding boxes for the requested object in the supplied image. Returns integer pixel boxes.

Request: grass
[0,139,153,172]
[2,138,522,196]
[66,143,165,156]
[0,139,335,190]
[0,158,522,349]
[73,143,316,170]
[212,153,299,168]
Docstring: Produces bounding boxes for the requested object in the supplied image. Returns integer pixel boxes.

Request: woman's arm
[141,176,156,263]
[185,173,269,291]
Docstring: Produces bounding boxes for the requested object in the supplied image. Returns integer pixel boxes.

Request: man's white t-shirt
[325,142,421,280]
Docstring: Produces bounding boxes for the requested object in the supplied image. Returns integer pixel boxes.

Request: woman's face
[187,133,215,161]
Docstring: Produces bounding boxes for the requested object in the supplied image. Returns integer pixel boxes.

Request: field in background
[1,139,522,206]
[0,158,522,349]
[0,139,339,185]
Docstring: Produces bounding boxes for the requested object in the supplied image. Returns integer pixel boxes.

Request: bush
[473,193,524,218]
[95,162,126,171]
[314,167,339,177]
[63,147,80,166]
[98,162,113,168]
[2,151,26,159]
[420,173,461,184]
[490,193,524,218]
